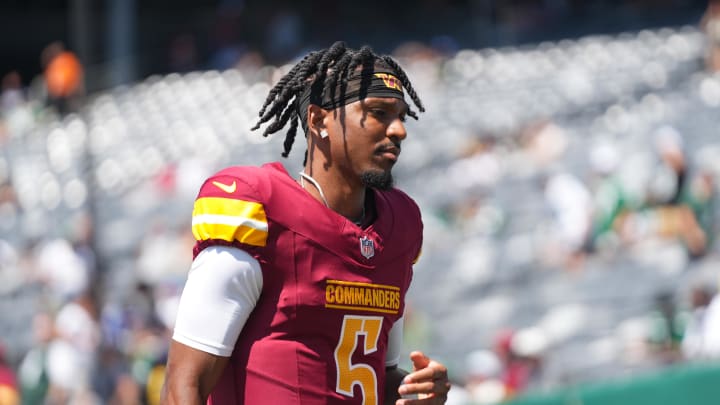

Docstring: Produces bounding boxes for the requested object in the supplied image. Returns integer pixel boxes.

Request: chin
[360,170,394,190]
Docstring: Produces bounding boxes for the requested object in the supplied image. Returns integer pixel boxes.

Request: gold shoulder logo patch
[374,73,402,92]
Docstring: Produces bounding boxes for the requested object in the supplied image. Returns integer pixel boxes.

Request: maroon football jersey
[190,162,423,404]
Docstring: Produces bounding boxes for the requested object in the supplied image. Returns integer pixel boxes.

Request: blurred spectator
[91,347,129,403]
[97,283,169,404]
[596,127,711,258]
[444,382,471,405]
[17,313,53,404]
[643,126,686,207]
[41,42,84,115]
[144,359,166,405]
[0,71,34,141]
[681,284,716,360]
[1,72,24,113]
[67,213,97,278]
[0,240,23,295]
[108,373,140,405]
[45,292,101,403]
[646,291,685,364]
[646,127,710,257]
[489,328,548,400]
[518,120,569,170]
[393,41,445,62]
[701,0,720,72]
[448,136,503,196]
[587,141,629,252]
[35,238,91,304]
[680,282,720,359]
[542,171,593,270]
[464,349,506,404]
[135,223,193,286]
[682,169,716,256]
[232,49,265,73]
[0,343,19,405]
[494,330,515,375]
[0,182,18,233]
[507,327,548,394]
[154,157,212,200]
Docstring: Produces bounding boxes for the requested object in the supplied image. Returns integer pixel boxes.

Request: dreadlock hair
[251,41,425,158]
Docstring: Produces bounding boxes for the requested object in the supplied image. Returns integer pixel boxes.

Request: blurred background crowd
[3,0,720,404]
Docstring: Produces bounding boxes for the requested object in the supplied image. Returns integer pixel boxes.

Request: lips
[378,145,400,160]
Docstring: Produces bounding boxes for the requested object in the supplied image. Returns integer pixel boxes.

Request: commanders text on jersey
[325,280,401,314]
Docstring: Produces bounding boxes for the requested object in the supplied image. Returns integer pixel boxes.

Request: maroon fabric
[0,365,17,389]
[195,163,423,404]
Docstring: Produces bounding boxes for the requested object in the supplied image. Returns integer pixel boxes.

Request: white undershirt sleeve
[385,316,404,367]
[172,246,263,357]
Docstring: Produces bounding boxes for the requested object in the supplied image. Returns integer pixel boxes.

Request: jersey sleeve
[191,171,269,256]
[385,316,404,367]
[172,246,263,356]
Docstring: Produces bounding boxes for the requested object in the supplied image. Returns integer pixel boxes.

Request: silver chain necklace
[299,171,365,225]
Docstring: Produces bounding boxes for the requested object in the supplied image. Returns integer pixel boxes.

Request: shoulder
[198,165,266,200]
[377,187,422,224]
[375,188,423,261]
[196,162,290,202]
[192,163,291,256]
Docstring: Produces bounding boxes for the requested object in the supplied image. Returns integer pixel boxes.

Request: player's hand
[396,351,450,404]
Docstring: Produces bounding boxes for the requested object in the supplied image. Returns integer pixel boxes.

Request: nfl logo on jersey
[359,236,375,259]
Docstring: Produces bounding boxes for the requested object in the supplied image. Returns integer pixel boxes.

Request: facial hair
[360,170,394,190]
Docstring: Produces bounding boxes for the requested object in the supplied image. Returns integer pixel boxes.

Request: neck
[300,165,366,222]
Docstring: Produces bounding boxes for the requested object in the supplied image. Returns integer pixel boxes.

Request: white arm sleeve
[385,316,404,367]
[172,246,263,357]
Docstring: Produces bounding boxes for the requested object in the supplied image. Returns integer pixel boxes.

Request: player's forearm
[161,381,205,405]
[162,341,230,405]
[384,365,409,405]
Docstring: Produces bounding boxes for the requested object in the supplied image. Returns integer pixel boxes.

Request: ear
[308,104,329,139]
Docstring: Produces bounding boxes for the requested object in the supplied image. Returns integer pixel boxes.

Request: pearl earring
[320,129,329,138]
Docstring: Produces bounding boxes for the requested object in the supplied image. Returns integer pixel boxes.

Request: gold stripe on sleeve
[193,197,267,222]
[191,197,268,246]
[191,222,267,246]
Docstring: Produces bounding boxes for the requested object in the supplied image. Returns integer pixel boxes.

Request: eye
[371,109,387,118]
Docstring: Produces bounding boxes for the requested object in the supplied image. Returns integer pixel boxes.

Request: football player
[162,41,450,404]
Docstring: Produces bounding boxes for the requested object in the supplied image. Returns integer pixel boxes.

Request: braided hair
[251,41,425,158]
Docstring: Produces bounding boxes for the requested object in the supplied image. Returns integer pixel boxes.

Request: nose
[387,118,407,141]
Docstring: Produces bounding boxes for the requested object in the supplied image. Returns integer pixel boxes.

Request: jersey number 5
[334,315,383,405]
